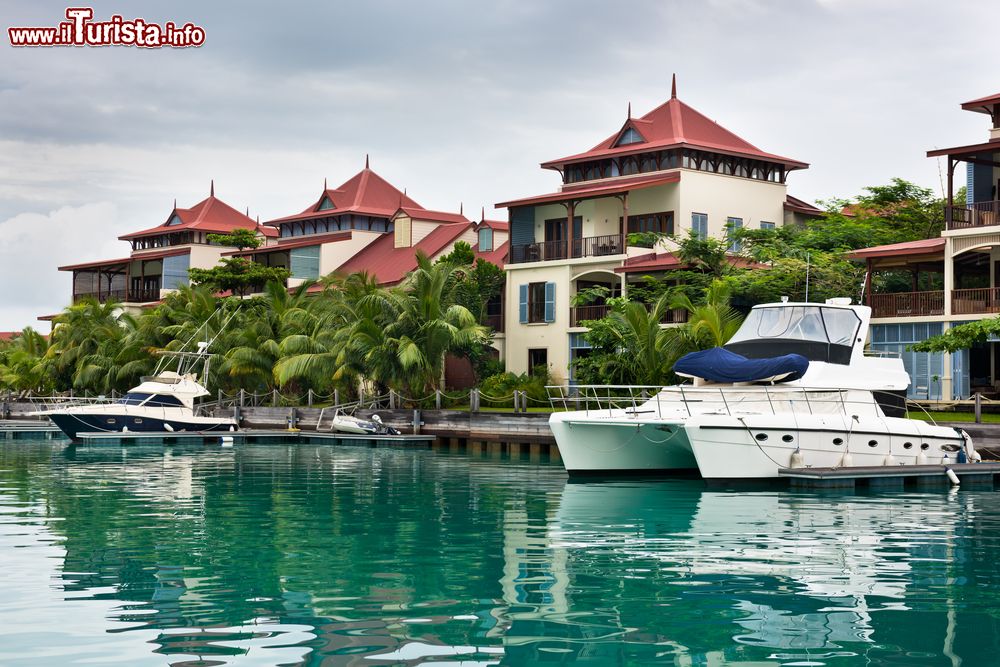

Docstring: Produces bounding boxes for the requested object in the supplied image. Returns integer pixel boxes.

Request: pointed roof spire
[210,179,215,197]
[365,153,370,169]
[459,202,463,215]
[246,206,250,216]
[481,205,485,221]
[671,73,677,99]
[255,214,260,228]
[173,197,177,210]
[323,176,327,190]
[627,101,632,118]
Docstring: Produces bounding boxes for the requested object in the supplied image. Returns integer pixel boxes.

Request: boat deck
[779,462,1000,489]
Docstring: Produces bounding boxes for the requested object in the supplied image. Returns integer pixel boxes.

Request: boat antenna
[804,252,810,302]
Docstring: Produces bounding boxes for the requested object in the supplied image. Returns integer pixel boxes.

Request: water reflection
[1,440,1000,665]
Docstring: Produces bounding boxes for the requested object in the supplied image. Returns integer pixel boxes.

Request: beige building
[57,182,275,311]
[495,80,818,382]
[850,90,1000,402]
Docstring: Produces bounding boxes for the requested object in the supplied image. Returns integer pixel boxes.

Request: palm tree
[661,280,744,373]
[0,328,54,396]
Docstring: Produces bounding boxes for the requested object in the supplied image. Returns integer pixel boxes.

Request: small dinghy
[330,412,401,435]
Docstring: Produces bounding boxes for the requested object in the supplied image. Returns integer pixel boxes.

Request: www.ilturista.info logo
[8,8,205,48]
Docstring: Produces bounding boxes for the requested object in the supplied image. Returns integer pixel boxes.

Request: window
[614,127,643,147]
[626,211,673,235]
[162,253,190,290]
[528,348,548,373]
[395,217,412,248]
[317,196,334,211]
[479,227,494,252]
[520,282,555,324]
[727,217,743,252]
[290,245,320,279]
[691,213,708,239]
[760,221,776,230]
[166,214,183,226]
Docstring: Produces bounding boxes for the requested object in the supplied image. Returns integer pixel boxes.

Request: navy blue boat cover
[673,347,809,383]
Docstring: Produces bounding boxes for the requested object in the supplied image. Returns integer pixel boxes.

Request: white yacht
[548,299,977,479]
[36,320,239,440]
[38,370,237,440]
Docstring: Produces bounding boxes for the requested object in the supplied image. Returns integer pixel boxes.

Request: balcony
[946,200,1000,230]
[869,291,944,318]
[953,287,1000,315]
[569,303,689,327]
[510,234,624,265]
[72,288,160,304]
[72,289,128,304]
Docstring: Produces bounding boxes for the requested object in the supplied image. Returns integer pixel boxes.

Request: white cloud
[0,202,123,331]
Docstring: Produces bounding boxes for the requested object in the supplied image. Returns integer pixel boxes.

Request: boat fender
[916,451,928,465]
[960,429,980,463]
[221,435,234,447]
[163,423,174,432]
[957,448,968,464]
[229,425,236,432]
[789,447,805,469]
[945,467,960,486]
[122,426,129,433]
[838,451,853,468]
[883,453,895,466]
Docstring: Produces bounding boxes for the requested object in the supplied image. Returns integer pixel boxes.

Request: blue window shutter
[519,284,528,324]
[967,162,974,204]
[544,282,556,322]
[290,245,320,279]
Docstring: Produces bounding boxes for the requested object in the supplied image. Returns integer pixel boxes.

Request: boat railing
[546,384,888,420]
[24,395,117,412]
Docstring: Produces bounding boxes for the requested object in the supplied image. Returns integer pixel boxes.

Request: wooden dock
[779,463,1000,489]
[0,420,63,439]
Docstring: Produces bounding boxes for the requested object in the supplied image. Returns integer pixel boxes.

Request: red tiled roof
[480,219,509,231]
[846,238,945,260]
[962,92,1000,114]
[784,195,824,216]
[0,331,20,342]
[269,168,422,225]
[58,247,189,272]
[615,251,765,274]
[496,172,681,209]
[397,206,469,224]
[119,195,258,241]
[615,251,685,273]
[474,240,509,266]
[541,94,808,171]
[927,140,1000,159]
[333,222,471,285]
[224,232,354,256]
[257,224,279,238]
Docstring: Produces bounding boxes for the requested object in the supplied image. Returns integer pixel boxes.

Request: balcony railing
[72,289,128,304]
[953,287,1000,315]
[510,234,625,265]
[946,200,1000,230]
[483,312,504,331]
[869,291,944,318]
[570,304,610,326]
[569,303,690,327]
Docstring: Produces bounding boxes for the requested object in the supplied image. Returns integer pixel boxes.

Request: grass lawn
[907,410,1000,423]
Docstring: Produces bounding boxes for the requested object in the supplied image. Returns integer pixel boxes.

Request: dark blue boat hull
[49,413,236,441]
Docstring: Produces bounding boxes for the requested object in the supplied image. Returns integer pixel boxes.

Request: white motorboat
[330,412,400,436]
[548,298,977,479]
[36,317,238,441]
[36,371,237,440]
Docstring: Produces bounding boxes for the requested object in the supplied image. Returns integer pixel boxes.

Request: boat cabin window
[118,392,185,407]
[724,306,861,365]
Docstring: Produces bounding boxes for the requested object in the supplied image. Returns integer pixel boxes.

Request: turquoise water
[1,440,1000,666]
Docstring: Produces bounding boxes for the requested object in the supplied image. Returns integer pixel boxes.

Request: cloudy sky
[0,0,995,331]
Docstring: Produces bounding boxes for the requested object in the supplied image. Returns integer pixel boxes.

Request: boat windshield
[118,392,186,407]
[725,306,861,364]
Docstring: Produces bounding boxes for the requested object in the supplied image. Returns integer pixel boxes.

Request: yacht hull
[48,412,237,441]
[686,414,967,479]
[549,411,698,475]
